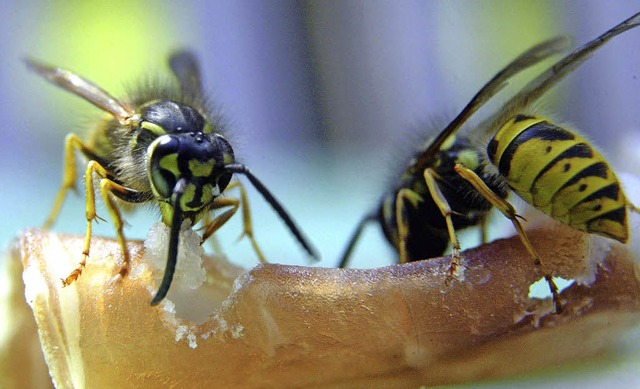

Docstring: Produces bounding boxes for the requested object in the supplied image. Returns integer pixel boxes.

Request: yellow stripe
[180,184,198,211]
[587,217,628,242]
[506,138,578,195]
[141,121,167,136]
[188,159,214,177]
[491,116,546,167]
[531,157,602,208]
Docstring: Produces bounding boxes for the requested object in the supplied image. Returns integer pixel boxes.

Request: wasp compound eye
[148,135,180,200]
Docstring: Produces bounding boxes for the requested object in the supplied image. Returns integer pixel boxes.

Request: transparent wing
[168,49,203,98]
[478,11,640,139]
[24,58,134,123]
[414,36,571,172]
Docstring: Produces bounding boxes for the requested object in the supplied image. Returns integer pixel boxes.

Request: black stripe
[498,122,575,177]
[558,162,608,193]
[186,180,204,209]
[587,207,626,226]
[580,183,620,203]
[487,138,498,161]
[530,143,594,191]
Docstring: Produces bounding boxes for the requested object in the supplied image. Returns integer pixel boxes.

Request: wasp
[27,50,319,305]
[339,12,640,313]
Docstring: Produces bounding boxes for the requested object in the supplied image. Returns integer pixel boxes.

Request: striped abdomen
[487,114,628,242]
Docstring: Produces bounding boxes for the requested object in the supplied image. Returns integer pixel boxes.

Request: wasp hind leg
[454,163,562,313]
[63,160,136,287]
[422,168,464,282]
[201,181,267,263]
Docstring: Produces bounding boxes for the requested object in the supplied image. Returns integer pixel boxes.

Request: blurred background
[1,0,640,386]
[1,0,640,267]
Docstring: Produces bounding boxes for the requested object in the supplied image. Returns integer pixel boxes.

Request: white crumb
[143,220,206,289]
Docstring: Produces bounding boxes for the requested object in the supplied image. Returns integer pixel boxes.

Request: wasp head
[144,100,235,219]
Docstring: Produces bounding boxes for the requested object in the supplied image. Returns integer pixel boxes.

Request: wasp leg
[479,215,489,244]
[197,214,224,255]
[394,188,423,264]
[423,168,463,282]
[201,181,267,263]
[44,133,97,229]
[454,163,562,313]
[337,212,377,268]
[63,160,135,287]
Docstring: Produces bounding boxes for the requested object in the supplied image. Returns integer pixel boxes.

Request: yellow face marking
[203,123,214,134]
[188,159,215,177]
[158,153,180,177]
[180,184,198,211]
[141,121,167,136]
[159,202,173,226]
[199,184,213,206]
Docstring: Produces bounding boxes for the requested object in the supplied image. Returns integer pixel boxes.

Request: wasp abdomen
[488,115,628,242]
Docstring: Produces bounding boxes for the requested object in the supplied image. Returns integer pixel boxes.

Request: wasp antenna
[169,50,203,98]
[338,212,377,268]
[24,57,134,124]
[151,179,188,306]
[225,163,320,260]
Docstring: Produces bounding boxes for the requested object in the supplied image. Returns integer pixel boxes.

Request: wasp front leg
[201,181,267,263]
[198,213,224,255]
[44,133,98,229]
[422,168,463,282]
[63,160,136,287]
[454,163,562,313]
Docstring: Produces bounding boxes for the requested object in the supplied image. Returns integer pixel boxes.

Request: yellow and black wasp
[27,50,318,305]
[339,12,640,313]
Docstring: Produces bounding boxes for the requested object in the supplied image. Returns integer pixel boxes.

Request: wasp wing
[478,11,640,140]
[169,50,204,99]
[24,58,134,124]
[414,36,571,172]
